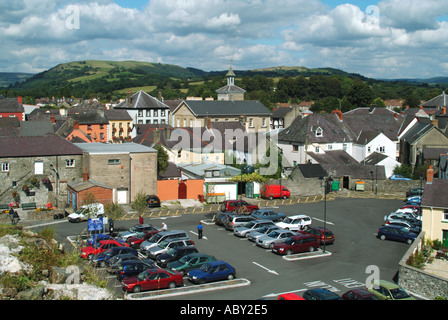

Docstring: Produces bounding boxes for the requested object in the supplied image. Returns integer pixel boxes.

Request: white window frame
[1,162,9,172]
[66,159,76,168]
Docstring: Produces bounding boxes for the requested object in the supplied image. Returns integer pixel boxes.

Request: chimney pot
[426,165,434,184]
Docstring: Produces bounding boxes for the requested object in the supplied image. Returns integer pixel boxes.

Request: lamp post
[278,148,283,199]
[240,159,246,201]
[319,176,328,253]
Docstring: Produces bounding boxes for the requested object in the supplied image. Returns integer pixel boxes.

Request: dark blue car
[116,259,155,280]
[377,225,417,244]
[91,246,138,267]
[187,260,236,284]
[303,288,343,300]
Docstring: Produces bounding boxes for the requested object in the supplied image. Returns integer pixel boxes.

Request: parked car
[126,230,161,249]
[106,253,142,273]
[121,268,184,293]
[389,174,411,181]
[302,288,343,300]
[275,214,312,231]
[385,219,421,234]
[342,288,380,300]
[168,253,217,275]
[367,280,415,300]
[81,239,129,260]
[139,230,190,255]
[87,233,113,246]
[377,225,417,244]
[146,195,161,208]
[117,224,159,242]
[116,259,156,281]
[406,195,421,203]
[220,200,259,213]
[260,184,290,200]
[67,203,104,223]
[187,260,236,284]
[406,187,423,198]
[277,293,305,300]
[250,209,286,222]
[385,211,421,224]
[145,238,195,260]
[299,227,335,245]
[213,212,233,226]
[255,229,297,249]
[156,246,199,268]
[233,219,275,237]
[272,234,319,255]
[223,214,256,231]
[400,204,421,214]
[247,225,282,242]
[91,246,138,267]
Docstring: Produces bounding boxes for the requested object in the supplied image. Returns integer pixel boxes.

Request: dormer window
[315,127,323,137]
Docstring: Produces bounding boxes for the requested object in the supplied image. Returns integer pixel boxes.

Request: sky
[1,0,448,79]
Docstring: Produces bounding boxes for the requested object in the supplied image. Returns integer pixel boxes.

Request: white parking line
[311,217,335,225]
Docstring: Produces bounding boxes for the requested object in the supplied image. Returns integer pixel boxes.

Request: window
[379,146,385,153]
[249,118,254,128]
[66,159,75,167]
[315,127,323,137]
[108,159,120,165]
[146,110,151,117]
[1,162,9,172]
[138,110,143,117]
[315,146,320,153]
[154,110,158,117]
[292,145,299,152]
[327,144,333,150]
[161,110,165,117]
[34,161,44,174]
[262,118,267,127]
[443,210,448,221]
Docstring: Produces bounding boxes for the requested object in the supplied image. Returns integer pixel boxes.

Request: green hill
[0,72,34,87]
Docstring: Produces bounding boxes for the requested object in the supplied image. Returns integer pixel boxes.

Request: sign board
[87,217,103,232]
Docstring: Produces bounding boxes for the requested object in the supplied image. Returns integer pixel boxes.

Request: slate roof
[0,98,24,113]
[68,179,113,192]
[178,100,271,117]
[322,163,386,180]
[295,164,328,178]
[71,110,108,125]
[114,90,169,110]
[307,150,358,165]
[0,134,83,157]
[422,92,448,108]
[104,109,132,121]
[74,142,156,154]
[421,179,448,208]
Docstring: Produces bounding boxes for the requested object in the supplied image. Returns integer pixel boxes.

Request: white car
[67,203,104,223]
[275,214,312,231]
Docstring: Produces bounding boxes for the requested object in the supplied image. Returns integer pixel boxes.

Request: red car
[81,239,129,259]
[220,200,259,214]
[121,268,184,293]
[299,227,335,245]
[127,230,160,248]
[272,234,319,255]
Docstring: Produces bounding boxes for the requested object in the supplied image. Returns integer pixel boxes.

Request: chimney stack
[17,96,23,104]
[442,106,446,115]
[83,168,89,181]
[426,165,434,184]
[331,110,343,121]
[50,114,55,124]
[126,91,132,105]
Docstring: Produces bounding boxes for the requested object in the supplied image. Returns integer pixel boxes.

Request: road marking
[252,262,279,275]
[311,217,335,225]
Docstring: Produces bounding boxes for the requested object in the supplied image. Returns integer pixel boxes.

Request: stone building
[73,143,158,204]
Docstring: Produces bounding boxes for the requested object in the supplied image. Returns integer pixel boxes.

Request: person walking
[8,208,15,225]
[12,209,20,225]
[197,222,203,239]
[161,222,167,231]
[139,215,144,225]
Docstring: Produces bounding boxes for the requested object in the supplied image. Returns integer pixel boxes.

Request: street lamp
[319,176,329,253]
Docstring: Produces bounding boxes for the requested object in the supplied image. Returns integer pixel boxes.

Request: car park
[377,225,417,244]
[106,253,142,273]
[121,268,184,293]
[342,288,380,300]
[67,203,104,223]
[302,288,343,300]
[223,215,256,231]
[187,260,236,284]
[126,231,160,249]
[233,219,275,237]
[156,245,199,268]
[250,209,286,222]
[91,246,138,267]
[145,238,195,260]
[117,224,159,242]
[139,230,190,255]
[255,229,297,249]
[367,280,415,300]
[247,225,282,242]
[299,227,335,245]
[220,200,259,213]
[272,234,319,255]
[275,214,312,231]
[81,239,129,260]
[116,259,156,281]
[168,253,217,275]
[389,174,411,181]
[260,184,290,200]
[146,195,161,208]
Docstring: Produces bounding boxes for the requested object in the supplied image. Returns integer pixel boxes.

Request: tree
[346,78,374,108]
[131,190,148,216]
[154,144,169,177]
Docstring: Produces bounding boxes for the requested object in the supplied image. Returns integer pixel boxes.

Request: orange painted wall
[157,180,204,201]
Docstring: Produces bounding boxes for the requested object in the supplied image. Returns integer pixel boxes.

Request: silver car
[248,225,282,242]
[233,220,275,237]
[145,238,194,259]
[255,229,297,249]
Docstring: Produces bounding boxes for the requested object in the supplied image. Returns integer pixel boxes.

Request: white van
[67,203,104,223]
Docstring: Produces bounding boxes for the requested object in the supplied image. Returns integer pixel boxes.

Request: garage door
[116,189,127,204]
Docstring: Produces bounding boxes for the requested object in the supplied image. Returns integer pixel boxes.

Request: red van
[260,185,290,200]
